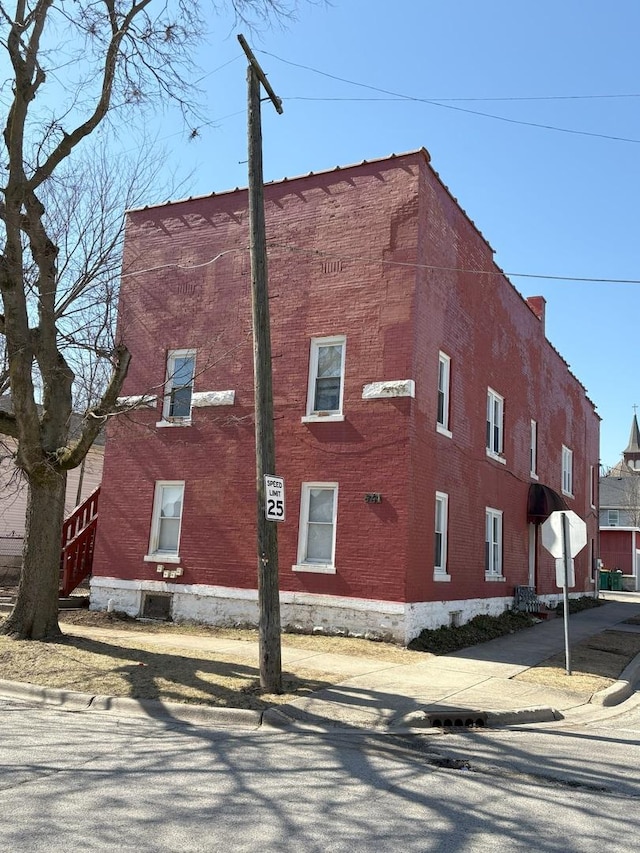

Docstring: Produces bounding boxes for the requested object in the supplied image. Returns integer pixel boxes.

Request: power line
[260,50,640,145]
[116,240,640,286]
[266,242,640,285]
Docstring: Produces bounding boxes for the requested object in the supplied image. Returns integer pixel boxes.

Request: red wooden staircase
[60,486,99,596]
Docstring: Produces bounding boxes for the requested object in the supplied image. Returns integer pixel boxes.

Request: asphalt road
[1,698,639,852]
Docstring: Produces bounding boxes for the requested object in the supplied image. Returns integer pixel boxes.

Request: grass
[0,597,638,710]
[0,610,421,710]
[513,629,640,695]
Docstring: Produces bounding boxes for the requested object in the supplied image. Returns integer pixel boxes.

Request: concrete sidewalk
[3,593,640,731]
[264,593,640,730]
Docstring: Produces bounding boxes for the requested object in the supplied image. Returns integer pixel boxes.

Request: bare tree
[617,473,640,528]
[0,0,300,640]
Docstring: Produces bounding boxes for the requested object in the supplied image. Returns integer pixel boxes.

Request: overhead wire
[258,49,640,144]
[114,240,640,287]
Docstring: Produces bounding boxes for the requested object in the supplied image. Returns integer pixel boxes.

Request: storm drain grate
[427,712,488,729]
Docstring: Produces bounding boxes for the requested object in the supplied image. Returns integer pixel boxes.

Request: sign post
[561,512,573,675]
[541,510,587,676]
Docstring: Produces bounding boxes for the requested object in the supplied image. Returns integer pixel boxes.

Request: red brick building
[599,414,640,590]
[91,149,600,642]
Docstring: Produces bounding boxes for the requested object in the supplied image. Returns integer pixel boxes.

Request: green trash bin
[610,571,623,591]
[599,570,611,590]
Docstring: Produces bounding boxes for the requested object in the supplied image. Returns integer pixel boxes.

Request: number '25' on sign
[264,475,285,522]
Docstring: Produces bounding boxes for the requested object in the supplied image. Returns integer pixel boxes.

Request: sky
[122,1,640,468]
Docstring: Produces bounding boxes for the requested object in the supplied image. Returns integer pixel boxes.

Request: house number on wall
[365,493,382,503]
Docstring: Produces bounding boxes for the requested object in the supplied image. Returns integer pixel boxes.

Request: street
[1,698,640,852]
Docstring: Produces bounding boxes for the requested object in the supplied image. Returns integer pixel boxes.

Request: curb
[391,705,562,730]
[590,651,640,707]
[0,679,263,728]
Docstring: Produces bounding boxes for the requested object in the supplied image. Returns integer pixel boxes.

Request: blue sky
[131,0,640,469]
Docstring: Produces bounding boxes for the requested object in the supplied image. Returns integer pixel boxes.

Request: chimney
[526,296,546,332]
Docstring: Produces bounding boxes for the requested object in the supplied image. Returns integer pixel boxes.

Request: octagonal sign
[541,510,587,559]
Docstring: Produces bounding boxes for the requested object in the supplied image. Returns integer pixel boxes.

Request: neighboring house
[0,395,104,576]
[91,148,600,643]
[599,414,640,590]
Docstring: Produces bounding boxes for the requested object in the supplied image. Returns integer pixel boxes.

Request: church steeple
[624,410,640,471]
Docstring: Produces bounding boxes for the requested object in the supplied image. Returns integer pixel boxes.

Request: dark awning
[527,483,567,524]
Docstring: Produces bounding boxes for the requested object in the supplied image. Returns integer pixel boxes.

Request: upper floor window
[485,507,503,578]
[562,445,573,496]
[608,509,619,527]
[437,352,451,435]
[147,481,185,559]
[590,465,597,509]
[434,492,449,575]
[162,349,196,423]
[304,336,345,421]
[530,420,538,478]
[486,388,504,459]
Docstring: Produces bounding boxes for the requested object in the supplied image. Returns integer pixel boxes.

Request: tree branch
[57,343,131,469]
[0,408,19,439]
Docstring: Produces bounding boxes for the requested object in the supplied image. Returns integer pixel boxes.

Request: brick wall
[93,150,600,619]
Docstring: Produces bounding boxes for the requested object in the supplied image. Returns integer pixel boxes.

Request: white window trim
[485,507,503,579]
[292,482,338,574]
[486,387,504,461]
[434,491,449,579]
[436,352,452,437]
[530,419,538,479]
[590,465,596,509]
[158,349,196,426]
[562,445,574,497]
[146,480,185,561]
[302,336,346,423]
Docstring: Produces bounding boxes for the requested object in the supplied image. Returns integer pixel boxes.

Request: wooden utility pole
[238,33,283,693]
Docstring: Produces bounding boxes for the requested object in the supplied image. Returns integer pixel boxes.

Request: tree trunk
[1,470,67,640]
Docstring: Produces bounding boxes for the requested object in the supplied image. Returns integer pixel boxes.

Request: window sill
[484,573,506,582]
[486,450,506,465]
[436,424,452,438]
[530,472,539,481]
[292,562,337,575]
[144,554,182,564]
[301,414,345,424]
[433,572,451,582]
[156,419,192,428]
[561,490,574,499]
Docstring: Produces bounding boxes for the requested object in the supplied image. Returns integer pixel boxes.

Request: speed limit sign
[264,475,285,522]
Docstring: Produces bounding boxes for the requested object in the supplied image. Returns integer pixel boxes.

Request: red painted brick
[93,151,599,610]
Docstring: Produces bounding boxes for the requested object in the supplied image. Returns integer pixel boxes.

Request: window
[485,508,503,577]
[146,481,185,561]
[162,349,196,423]
[530,420,538,478]
[590,465,597,509]
[608,509,619,527]
[304,336,345,420]
[562,445,573,496]
[437,352,451,435]
[434,492,449,575]
[486,388,504,458]
[294,483,338,573]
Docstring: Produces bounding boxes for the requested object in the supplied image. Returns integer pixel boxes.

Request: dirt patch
[513,630,640,697]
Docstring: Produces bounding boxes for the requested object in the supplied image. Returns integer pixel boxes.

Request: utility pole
[238,33,283,693]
